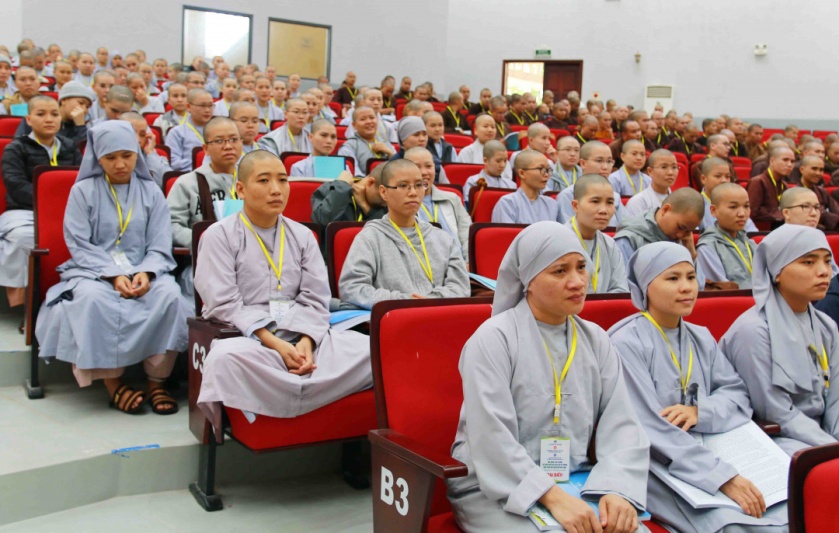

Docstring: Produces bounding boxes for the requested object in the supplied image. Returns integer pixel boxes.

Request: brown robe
[333,85,359,106]
[746,141,765,162]
[747,171,785,227]
[666,136,703,157]
[494,120,514,141]
[543,117,569,130]
[504,110,529,126]
[468,102,489,116]
[443,106,467,133]
[729,140,748,158]
[806,184,839,231]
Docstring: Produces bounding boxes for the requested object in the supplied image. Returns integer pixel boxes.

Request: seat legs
[25,340,43,399]
[342,440,371,489]
[189,425,223,511]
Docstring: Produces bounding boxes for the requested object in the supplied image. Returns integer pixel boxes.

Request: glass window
[182,7,252,67]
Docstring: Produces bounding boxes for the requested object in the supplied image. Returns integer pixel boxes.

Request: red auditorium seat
[326,221,365,298]
[468,223,526,279]
[270,120,286,131]
[163,171,183,197]
[441,163,482,187]
[143,112,162,127]
[149,125,163,145]
[192,147,205,170]
[25,165,80,398]
[328,102,343,116]
[0,116,23,137]
[674,152,688,166]
[675,163,690,190]
[186,221,377,511]
[283,180,321,223]
[443,134,472,149]
[467,187,513,223]
[335,125,348,140]
[788,442,839,533]
[730,156,751,168]
[549,128,571,139]
[368,298,670,533]
[437,184,464,204]
[155,145,170,162]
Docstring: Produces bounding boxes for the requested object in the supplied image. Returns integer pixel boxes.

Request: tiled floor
[0,476,373,532]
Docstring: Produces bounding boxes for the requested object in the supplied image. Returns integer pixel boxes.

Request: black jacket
[1,134,82,210]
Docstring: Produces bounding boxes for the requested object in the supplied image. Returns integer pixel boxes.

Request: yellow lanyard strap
[105,175,134,246]
[186,121,203,143]
[288,128,298,150]
[558,167,577,188]
[810,344,830,390]
[571,217,600,292]
[624,168,643,194]
[541,317,579,425]
[240,214,285,290]
[446,106,461,127]
[510,111,524,125]
[767,169,784,201]
[389,219,433,282]
[721,234,753,273]
[38,140,58,166]
[228,169,238,199]
[351,197,363,221]
[420,202,438,223]
[179,113,188,125]
[641,312,693,398]
[701,190,710,202]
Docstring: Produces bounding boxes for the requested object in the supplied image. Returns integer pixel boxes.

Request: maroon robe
[747,171,785,227]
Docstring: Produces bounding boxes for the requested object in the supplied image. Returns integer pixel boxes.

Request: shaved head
[238,150,285,182]
[580,140,609,160]
[573,173,613,201]
[780,187,818,209]
[514,149,545,174]
[709,182,746,206]
[664,187,705,218]
[381,158,420,187]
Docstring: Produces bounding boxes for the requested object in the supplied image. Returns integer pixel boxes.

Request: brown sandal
[109,384,145,414]
[148,388,179,415]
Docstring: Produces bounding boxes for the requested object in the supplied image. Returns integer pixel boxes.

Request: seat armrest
[369,428,467,479]
[753,417,781,436]
[173,247,191,256]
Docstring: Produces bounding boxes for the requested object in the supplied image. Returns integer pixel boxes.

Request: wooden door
[543,61,583,99]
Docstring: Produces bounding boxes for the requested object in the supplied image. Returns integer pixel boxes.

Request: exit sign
[535,49,552,59]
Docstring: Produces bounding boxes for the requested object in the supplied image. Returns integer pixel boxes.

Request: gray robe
[696,225,757,289]
[447,301,650,532]
[463,170,516,204]
[35,172,187,371]
[492,188,559,224]
[624,187,670,220]
[609,169,652,197]
[337,215,470,309]
[164,116,205,172]
[720,304,839,454]
[194,213,372,435]
[615,210,674,265]
[337,134,389,178]
[419,185,472,259]
[700,193,758,233]
[0,209,34,287]
[610,315,788,532]
[564,219,628,294]
[257,124,312,156]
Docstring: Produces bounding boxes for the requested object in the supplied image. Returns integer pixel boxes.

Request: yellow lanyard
[810,344,830,391]
[721,234,753,273]
[262,107,270,130]
[347,86,358,100]
[350,197,363,221]
[571,217,600,292]
[37,140,58,166]
[576,132,586,144]
[420,202,438,223]
[288,127,298,150]
[733,140,739,155]
[510,111,524,125]
[624,168,643,194]
[641,311,694,398]
[389,219,433,282]
[496,123,505,138]
[525,110,538,123]
[541,317,578,425]
[228,169,238,199]
[446,106,461,128]
[186,120,203,143]
[767,169,784,201]
[105,175,134,246]
[558,166,577,188]
[240,214,285,290]
[178,113,187,125]
[701,190,710,202]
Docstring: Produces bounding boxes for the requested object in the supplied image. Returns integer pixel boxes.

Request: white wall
[0,0,24,53]
[9,1,838,125]
[18,0,450,90]
[446,0,839,123]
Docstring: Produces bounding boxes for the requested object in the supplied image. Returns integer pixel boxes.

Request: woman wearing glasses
[338,159,469,310]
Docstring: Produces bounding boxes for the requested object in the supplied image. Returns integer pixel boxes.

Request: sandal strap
[149,389,176,406]
[114,386,144,412]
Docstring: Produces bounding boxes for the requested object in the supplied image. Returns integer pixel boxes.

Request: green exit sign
[535,49,552,59]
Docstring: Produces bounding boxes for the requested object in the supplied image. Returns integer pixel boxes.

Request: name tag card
[540,436,571,482]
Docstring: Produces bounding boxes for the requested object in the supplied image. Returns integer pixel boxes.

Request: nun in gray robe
[447,221,651,533]
[720,225,839,455]
[696,223,757,289]
[194,209,373,437]
[609,242,788,532]
[35,121,187,386]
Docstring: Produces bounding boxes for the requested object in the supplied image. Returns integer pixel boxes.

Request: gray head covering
[77,121,152,183]
[58,80,94,103]
[397,116,425,144]
[493,221,588,316]
[627,242,694,311]
[753,224,831,392]
[0,55,11,67]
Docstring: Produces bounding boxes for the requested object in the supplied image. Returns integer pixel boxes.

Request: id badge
[269,299,292,325]
[223,198,244,218]
[540,436,571,482]
[110,249,133,274]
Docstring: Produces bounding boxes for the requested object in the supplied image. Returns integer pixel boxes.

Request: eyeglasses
[383,182,428,192]
[522,167,552,176]
[206,137,241,147]
[592,158,615,166]
[788,203,822,213]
